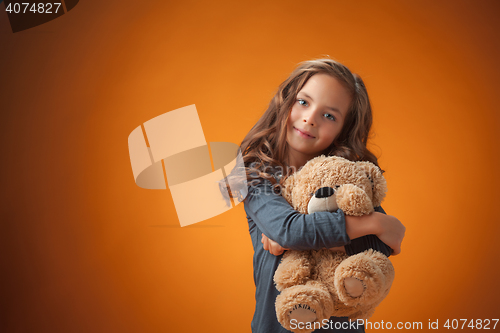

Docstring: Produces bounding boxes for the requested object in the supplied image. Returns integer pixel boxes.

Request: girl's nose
[303,109,317,126]
[302,118,314,126]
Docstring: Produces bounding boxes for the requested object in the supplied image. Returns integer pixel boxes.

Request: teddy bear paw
[343,277,365,298]
[335,184,374,216]
[334,254,385,307]
[275,282,333,332]
[288,303,318,324]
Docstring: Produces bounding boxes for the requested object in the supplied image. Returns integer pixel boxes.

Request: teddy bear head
[281,155,387,216]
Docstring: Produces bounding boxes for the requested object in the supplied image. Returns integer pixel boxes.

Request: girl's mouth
[294,127,315,139]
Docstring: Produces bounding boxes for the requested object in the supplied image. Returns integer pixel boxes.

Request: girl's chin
[289,146,319,158]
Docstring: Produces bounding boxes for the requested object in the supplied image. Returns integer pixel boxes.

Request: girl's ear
[356,161,387,207]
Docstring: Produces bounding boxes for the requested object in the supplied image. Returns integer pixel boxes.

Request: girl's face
[286,73,352,168]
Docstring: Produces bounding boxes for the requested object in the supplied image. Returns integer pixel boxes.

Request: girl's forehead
[297,74,352,110]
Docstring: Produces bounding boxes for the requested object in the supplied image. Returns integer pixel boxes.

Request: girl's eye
[298,99,308,107]
[323,113,336,121]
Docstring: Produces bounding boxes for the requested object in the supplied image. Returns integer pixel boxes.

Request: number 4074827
[5,3,62,14]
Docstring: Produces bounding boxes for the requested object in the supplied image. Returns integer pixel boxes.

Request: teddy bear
[273,155,395,333]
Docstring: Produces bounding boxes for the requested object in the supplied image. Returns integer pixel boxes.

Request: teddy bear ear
[356,161,387,207]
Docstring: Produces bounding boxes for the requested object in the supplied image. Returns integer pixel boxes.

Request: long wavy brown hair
[223,58,381,200]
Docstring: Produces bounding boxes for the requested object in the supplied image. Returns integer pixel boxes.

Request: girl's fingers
[262,234,269,251]
[392,244,402,255]
[270,245,276,255]
[270,241,282,256]
[261,233,288,255]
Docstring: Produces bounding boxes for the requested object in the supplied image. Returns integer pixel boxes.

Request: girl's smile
[293,126,315,138]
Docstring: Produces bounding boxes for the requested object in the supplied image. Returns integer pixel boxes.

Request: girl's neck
[287,150,317,173]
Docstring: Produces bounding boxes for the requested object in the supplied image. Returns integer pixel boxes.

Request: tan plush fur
[274,156,395,333]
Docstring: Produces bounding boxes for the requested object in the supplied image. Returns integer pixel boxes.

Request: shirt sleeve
[244,178,351,251]
[344,205,392,257]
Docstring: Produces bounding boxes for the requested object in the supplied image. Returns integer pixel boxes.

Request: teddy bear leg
[359,249,395,300]
[368,249,395,296]
[334,249,393,307]
[274,250,313,291]
[312,249,348,294]
[275,281,333,333]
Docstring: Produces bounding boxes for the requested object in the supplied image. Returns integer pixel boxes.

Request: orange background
[1,1,499,332]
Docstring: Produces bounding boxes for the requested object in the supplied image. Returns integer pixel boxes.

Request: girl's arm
[248,178,405,255]
[244,179,351,251]
[261,210,405,255]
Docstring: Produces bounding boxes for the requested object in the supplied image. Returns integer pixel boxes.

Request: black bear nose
[315,187,335,198]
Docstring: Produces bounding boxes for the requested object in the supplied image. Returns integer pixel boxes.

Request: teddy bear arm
[335,184,374,216]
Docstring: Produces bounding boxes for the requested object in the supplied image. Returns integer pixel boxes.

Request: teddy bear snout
[307,187,339,214]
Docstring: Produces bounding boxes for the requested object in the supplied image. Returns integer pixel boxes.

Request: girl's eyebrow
[298,92,342,115]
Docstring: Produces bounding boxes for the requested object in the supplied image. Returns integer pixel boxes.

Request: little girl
[228,58,405,332]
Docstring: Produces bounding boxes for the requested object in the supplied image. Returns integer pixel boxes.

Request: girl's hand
[346,212,406,255]
[261,233,289,256]
[375,213,406,255]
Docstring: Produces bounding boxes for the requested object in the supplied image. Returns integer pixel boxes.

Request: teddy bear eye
[367,175,375,190]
